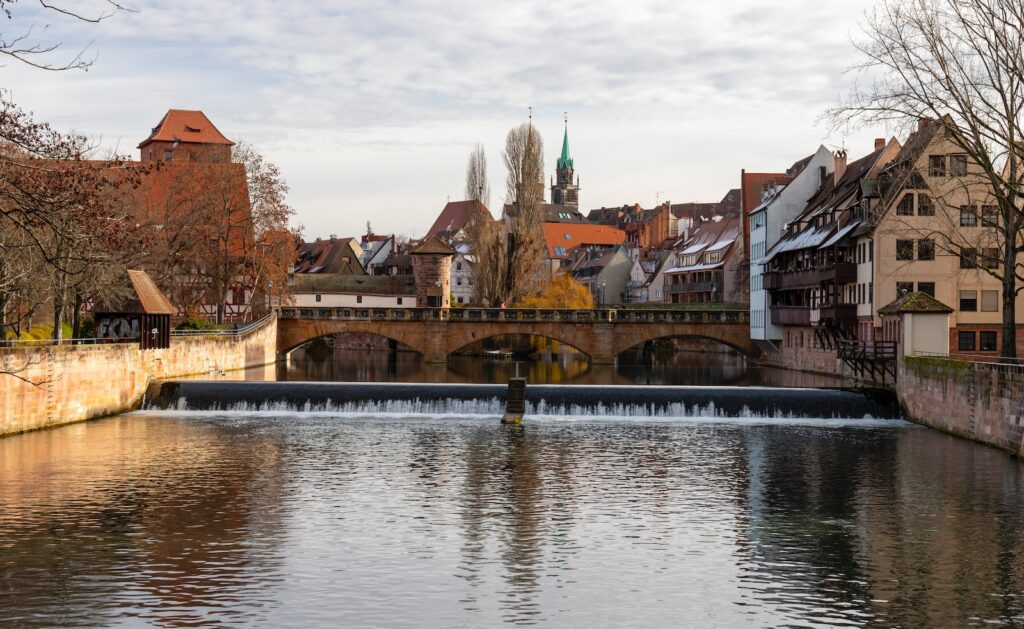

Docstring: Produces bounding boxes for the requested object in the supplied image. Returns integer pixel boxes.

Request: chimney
[874,138,886,151]
[834,150,848,182]
[917,117,931,132]
[329,234,337,242]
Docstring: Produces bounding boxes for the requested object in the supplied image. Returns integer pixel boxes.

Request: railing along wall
[275,307,750,324]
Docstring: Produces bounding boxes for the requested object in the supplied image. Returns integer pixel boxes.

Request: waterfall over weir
[145,381,902,421]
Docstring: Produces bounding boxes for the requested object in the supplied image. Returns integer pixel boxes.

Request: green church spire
[557,116,573,171]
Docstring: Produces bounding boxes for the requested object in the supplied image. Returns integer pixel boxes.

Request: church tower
[551,117,580,208]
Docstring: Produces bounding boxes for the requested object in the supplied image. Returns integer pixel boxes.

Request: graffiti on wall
[96,315,141,342]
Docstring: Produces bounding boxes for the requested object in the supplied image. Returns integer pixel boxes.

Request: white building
[749,145,836,346]
[451,247,475,305]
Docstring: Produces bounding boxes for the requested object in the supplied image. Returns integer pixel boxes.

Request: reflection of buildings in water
[734,427,1024,626]
[0,417,288,627]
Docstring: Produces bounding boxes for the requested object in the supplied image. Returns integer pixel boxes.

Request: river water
[3,351,1024,627]
[3,410,1024,627]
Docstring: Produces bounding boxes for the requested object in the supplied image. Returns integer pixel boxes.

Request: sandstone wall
[0,317,277,437]
[898,356,1024,457]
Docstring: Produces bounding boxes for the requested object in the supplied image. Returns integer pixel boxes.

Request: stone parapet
[0,317,277,437]
[897,356,1024,457]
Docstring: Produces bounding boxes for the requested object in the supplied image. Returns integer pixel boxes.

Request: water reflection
[3,415,1024,626]
[273,346,848,387]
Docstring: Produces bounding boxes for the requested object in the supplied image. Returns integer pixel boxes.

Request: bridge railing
[275,307,750,324]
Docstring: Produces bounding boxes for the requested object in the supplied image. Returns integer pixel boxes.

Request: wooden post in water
[502,377,527,424]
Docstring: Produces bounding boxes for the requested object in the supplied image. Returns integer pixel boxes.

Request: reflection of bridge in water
[277,307,757,364]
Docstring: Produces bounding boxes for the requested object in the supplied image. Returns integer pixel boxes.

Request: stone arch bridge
[277,307,757,365]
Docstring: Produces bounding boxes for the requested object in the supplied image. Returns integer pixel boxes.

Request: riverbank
[0,317,278,437]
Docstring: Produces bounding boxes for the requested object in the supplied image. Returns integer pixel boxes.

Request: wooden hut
[94,270,176,349]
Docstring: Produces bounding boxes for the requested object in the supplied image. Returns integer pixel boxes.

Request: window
[928,155,946,177]
[896,239,914,261]
[456,262,462,271]
[960,248,977,269]
[456,278,462,286]
[917,239,935,261]
[315,294,322,303]
[564,233,572,241]
[397,297,403,305]
[897,194,914,216]
[960,206,977,226]
[917,282,935,297]
[655,290,661,299]
[554,246,567,257]
[917,195,935,216]
[897,281,914,295]
[982,248,999,269]
[981,290,999,312]
[457,297,464,304]
[960,289,977,311]
[356,295,363,304]
[163,149,173,161]
[958,331,976,351]
[950,154,968,176]
[981,205,999,227]
[979,331,997,351]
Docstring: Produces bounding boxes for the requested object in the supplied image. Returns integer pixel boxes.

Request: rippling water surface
[2,412,1024,627]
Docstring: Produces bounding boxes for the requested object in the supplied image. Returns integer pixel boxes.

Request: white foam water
[137,397,911,427]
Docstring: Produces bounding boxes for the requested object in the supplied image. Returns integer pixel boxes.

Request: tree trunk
[1001,246,1017,360]
[52,295,64,341]
[71,293,83,341]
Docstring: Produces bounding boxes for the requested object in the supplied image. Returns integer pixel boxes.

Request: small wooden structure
[878,291,953,357]
[94,270,176,349]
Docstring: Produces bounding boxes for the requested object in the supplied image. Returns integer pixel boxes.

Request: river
[2,349,1023,627]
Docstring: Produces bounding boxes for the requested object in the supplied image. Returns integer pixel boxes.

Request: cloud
[2,0,880,238]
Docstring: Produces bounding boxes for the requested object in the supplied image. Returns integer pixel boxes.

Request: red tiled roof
[138,109,234,149]
[425,200,491,238]
[543,223,626,259]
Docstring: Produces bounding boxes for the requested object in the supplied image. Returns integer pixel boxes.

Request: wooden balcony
[770,305,811,326]
[763,262,857,290]
[818,303,858,325]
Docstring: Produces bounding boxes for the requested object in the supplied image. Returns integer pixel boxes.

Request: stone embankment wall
[0,317,277,437]
[897,356,1024,456]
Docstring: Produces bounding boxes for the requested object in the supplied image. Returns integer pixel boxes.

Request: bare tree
[502,123,548,303]
[0,0,130,71]
[464,143,490,207]
[830,0,1024,358]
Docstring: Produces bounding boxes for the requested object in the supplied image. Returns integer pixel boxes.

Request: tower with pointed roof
[138,109,234,164]
[551,116,580,208]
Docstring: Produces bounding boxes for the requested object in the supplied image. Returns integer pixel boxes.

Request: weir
[144,381,901,419]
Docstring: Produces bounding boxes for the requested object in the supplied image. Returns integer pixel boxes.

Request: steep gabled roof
[425,200,491,239]
[138,110,234,148]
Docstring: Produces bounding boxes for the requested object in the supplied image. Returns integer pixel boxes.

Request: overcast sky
[3,0,890,239]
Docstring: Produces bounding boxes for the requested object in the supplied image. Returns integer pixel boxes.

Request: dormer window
[564,233,572,241]
[185,125,201,133]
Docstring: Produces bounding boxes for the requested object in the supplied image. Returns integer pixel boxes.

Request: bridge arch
[277,319,430,357]
[609,322,760,359]
[446,329,591,359]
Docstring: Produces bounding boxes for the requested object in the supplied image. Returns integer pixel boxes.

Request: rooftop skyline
[4,0,890,239]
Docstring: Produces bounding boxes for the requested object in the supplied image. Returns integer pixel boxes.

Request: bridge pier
[424,321,449,364]
[590,324,616,365]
